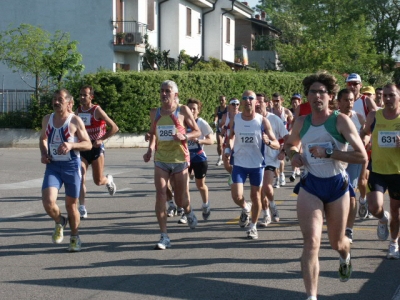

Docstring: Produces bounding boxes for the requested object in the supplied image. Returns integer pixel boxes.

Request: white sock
[244,202,251,213]
[340,253,350,264]
[202,202,209,208]
[262,209,269,217]
[359,197,366,204]
[249,222,256,229]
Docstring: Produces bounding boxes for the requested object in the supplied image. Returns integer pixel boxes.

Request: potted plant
[116,32,125,44]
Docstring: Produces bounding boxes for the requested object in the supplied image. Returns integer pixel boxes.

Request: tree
[0,24,84,102]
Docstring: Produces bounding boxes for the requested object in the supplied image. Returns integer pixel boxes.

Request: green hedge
[66,70,308,133]
[1,70,312,132]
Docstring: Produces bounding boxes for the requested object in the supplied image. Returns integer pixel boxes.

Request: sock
[202,202,209,208]
[359,197,366,204]
[340,253,350,264]
[161,232,169,238]
[262,209,268,217]
[57,216,66,225]
[168,200,175,206]
[346,227,353,233]
[380,213,388,223]
[249,222,256,229]
[270,201,276,209]
[244,202,251,213]
[218,155,222,159]
[307,296,317,300]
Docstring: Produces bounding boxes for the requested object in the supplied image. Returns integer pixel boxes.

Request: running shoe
[280,173,286,186]
[258,214,271,227]
[270,204,280,222]
[52,216,67,244]
[338,255,352,282]
[273,178,280,188]
[377,211,390,241]
[239,208,250,228]
[216,157,223,166]
[177,207,184,216]
[167,203,177,217]
[106,174,116,196]
[78,205,87,219]
[289,172,296,182]
[295,168,301,176]
[358,197,368,219]
[155,234,171,250]
[187,213,198,229]
[246,227,258,239]
[178,214,188,224]
[202,205,211,220]
[387,242,399,259]
[68,236,82,252]
[345,228,353,244]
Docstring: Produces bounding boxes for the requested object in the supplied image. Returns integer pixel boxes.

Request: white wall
[0,0,114,90]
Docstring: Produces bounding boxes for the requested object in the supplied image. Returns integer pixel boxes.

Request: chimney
[255,14,260,20]
[261,11,266,21]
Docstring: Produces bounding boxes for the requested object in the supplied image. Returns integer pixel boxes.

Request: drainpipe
[158,0,169,50]
[221,0,235,62]
[201,1,217,59]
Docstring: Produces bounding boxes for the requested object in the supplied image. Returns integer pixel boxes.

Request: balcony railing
[112,21,147,45]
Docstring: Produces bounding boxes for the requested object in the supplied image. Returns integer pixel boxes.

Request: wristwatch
[325,148,333,158]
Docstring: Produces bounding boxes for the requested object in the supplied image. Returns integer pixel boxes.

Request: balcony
[113,21,147,52]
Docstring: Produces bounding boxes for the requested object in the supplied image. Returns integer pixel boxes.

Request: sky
[245,0,260,10]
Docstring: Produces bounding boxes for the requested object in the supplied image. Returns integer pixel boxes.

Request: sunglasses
[242,96,255,101]
[347,82,360,86]
[160,89,172,93]
[231,103,239,106]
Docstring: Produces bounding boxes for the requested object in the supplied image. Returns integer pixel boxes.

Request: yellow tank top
[153,107,189,163]
[371,109,400,174]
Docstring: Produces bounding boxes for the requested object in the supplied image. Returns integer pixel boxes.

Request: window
[226,18,231,44]
[147,0,155,31]
[186,8,192,36]
[198,18,201,34]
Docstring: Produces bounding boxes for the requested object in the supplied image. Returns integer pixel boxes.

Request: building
[0,0,282,91]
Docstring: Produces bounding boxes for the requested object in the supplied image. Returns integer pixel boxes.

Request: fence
[0,90,34,113]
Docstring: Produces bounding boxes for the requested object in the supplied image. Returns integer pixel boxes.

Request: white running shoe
[78,205,87,219]
[270,205,280,222]
[387,243,399,259]
[246,227,258,239]
[68,236,82,252]
[155,234,171,250]
[258,214,271,227]
[178,214,188,224]
[289,172,296,182]
[106,174,116,196]
[216,157,223,166]
[377,211,390,241]
[273,178,280,188]
[280,173,286,186]
[167,204,177,217]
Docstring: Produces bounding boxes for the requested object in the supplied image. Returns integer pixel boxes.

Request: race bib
[49,143,71,161]
[305,142,332,165]
[157,125,176,141]
[378,131,399,148]
[78,113,91,126]
[188,139,199,150]
[238,132,255,145]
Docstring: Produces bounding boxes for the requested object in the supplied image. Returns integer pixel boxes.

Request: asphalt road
[0,146,398,300]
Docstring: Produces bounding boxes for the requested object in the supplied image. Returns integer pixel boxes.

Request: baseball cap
[346,73,361,83]
[361,86,375,95]
[230,98,240,105]
[291,93,302,100]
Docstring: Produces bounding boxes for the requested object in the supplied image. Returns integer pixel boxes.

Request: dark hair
[375,87,383,92]
[303,71,339,98]
[337,88,353,102]
[256,93,265,97]
[81,85,94,96]
[272,92,281,98]
[54,89,73,102]
[187,98,202,111]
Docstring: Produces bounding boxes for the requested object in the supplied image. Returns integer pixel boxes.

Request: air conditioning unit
[124,32,135,44]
